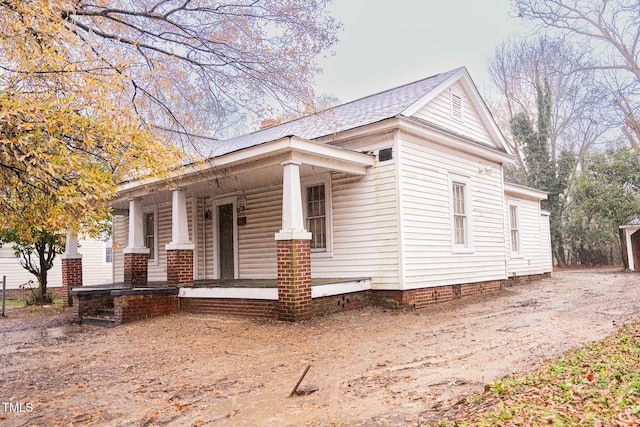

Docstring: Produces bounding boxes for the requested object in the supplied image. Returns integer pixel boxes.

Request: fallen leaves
[425,320,640,426]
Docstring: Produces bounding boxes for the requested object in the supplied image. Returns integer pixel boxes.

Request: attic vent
[378,148,393,161]
[451,91,463,121]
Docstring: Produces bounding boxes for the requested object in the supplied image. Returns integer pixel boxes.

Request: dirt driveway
[1,269,639,426]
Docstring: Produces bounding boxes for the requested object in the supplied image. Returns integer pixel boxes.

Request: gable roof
[209,67,510,157]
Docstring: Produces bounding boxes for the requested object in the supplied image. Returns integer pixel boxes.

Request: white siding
[412,81,495,148]
[399,134,507,289]
[541,212,553,273]
[0,238,112,290]
[232,138,401,289]
[505,195,552,277]
[112,214,127,283]
[237,185,281,279]
[112,199,194,284]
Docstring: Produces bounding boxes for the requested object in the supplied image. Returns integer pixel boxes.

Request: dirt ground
[1,268,639,427]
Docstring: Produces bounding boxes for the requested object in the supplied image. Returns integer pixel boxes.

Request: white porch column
[166,188,195,250]
[275,160,312,241]
[125,198,149,254]
[61,229,83,306]
[62,229,82,259]
[123,198,149,286]
[165,188,195,287]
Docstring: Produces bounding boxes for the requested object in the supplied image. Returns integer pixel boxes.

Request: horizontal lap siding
[541,214,553,272]
[148,202,171,282]
[113,215,127,283]
[412,81,494,147]
[237,186,281,279]
[78,239,113,285]
[505,197,553,277]
[312,137,400,289]
[400,136,506,289]
[113,200,194,283]
[0,237,111,289]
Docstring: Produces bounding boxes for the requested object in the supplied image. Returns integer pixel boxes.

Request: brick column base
[124,253,148,286]
[166,249,194,287]
[61,258,83,307]
[277,239,311,321]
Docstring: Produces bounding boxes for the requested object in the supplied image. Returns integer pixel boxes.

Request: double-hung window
[509,205,520,254]
[144,210,157,262]
[303,175,332,255]
[452,182,467,246]
[450,175,473,252]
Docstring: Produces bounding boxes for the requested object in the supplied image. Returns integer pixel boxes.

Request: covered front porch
[71,277,371,326]
[67,136,375,322]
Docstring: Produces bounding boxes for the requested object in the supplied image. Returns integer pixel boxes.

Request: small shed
[620,218,640,271]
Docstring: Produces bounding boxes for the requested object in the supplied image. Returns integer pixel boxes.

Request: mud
[1,269,638,426]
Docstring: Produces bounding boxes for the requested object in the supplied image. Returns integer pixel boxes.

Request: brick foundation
[277,239,311,321]
[181,298,278,318]
[124,253,148,286]
[372,279,506,310]
[312,291,371,317]
[61,258,83,307]
[166,249,194,287]
[508,272,551,285]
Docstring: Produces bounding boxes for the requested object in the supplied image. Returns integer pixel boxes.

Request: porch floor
[189,278,369,288]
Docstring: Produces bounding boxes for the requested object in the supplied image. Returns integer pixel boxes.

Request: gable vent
[378,148,393,161]
[451,91,463,121]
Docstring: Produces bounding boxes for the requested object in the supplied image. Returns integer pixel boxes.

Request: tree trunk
[619,228,629,270]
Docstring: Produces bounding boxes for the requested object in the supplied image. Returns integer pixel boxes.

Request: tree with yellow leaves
[0,0,338,302]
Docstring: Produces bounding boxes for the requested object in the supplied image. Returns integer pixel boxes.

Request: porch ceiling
[112,136,374,210]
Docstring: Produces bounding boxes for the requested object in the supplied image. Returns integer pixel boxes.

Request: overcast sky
[314,0,536,103]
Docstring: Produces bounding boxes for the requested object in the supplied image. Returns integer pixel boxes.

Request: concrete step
[82,312,116,327]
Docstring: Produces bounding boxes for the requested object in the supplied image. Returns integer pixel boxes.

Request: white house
[107,67,552,321]
[0,238,113,298]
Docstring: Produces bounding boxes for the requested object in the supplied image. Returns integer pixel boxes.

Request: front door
[218,203,235,279]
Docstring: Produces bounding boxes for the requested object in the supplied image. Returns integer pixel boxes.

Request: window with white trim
[509,205,520,254]
[449,174,473,252]
[306,184,326,250]
[144,211,156,261]
[104,237,113,264]
[302,175,332,255]
[452,182,467,245]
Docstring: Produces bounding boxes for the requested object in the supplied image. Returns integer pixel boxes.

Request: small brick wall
[312,291,371,317]
[72,290,113,323]
[277,239,311,321]
[372,279,506,310]
[166,249,194,287]
[180,298,278,318]
[61,258,83,307]
[113,289,179,324]
[124,253,148,286]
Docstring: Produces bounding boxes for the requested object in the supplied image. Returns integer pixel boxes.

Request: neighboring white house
[0,238,113,292]
[109,67,552,315]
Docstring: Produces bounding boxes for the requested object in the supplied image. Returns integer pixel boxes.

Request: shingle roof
[209,67,463,156]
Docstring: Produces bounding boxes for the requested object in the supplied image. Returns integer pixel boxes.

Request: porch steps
[82,308,116,327]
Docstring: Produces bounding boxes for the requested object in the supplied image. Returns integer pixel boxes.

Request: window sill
[451,246,474,255]
[311,251,334,259]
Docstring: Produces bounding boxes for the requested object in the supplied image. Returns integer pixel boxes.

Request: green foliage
[571,148,640,265]
[510,78,577,266]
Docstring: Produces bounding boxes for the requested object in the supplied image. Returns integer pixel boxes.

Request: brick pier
[277,239,311,321]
